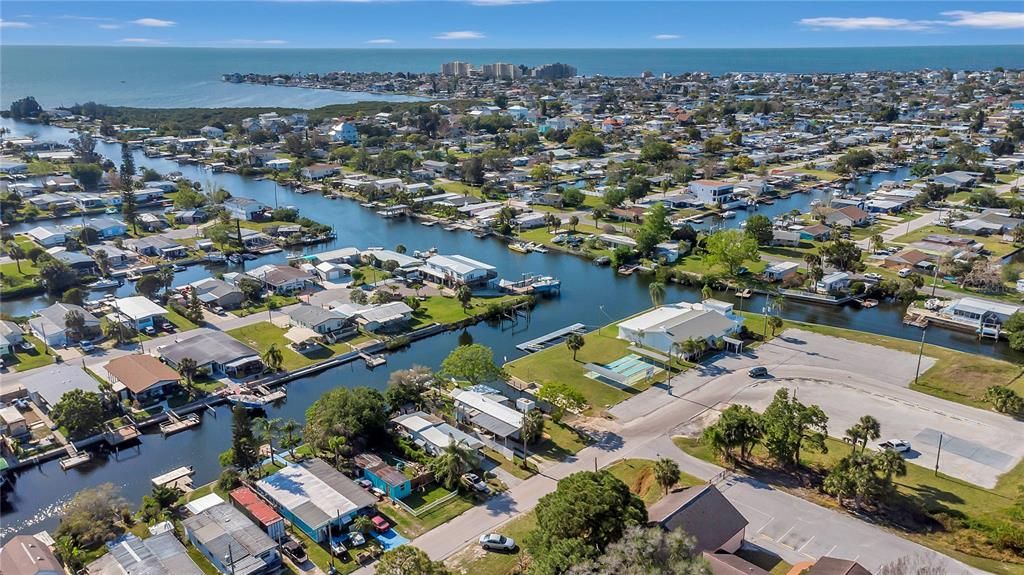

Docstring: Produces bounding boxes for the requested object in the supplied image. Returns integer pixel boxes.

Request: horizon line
[3,43,1024,51]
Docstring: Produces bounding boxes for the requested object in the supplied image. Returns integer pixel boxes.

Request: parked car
[355,478,372,489]
[79,340,95,353]
[212,306,225,315]
[863,272,883,281]
[371,515,390,533]
[143,326,157,336]
[461,473,489,493]
[479,533,516,552]
[898,268,914,278]
[879,439,911,453]
[748,366,769,378]
[282,538,307,563]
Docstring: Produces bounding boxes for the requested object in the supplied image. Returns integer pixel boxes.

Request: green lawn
[795,168,840,182]
[436,181,484,198]
[164,307,200,332]
[8,335,54,372]
[738,311,1024,409]
[233,295,300,317]
[674,435,1024,575]
[606,458,703,504]
[411,294,525,327]
[891,224,1019,258]
[483,448,537,480]
[0,251,42,296]
[533,421,590,460]
[444,511,537,575]
[227,322,330,371]
[380,491,475,539]
[505,321,681,414]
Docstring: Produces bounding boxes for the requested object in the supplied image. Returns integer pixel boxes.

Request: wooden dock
[152,465,195,492]
[59,444,91,470]
[360,352,387,367]
[254,385,287,403]
[160,412,200,436]
[516,323,587,353]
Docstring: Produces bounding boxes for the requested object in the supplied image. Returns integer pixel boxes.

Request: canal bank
[2,117,1021,543]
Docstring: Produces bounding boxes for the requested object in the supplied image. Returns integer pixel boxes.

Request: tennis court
[586,354,663,388]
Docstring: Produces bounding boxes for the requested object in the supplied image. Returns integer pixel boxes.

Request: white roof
[114,296,168,320]
[619,304,693,333]
[256,463,362,524]
[425,254,495,275]
[950,297,1021,317]
[453,389,523,428]
[185,493,225,516]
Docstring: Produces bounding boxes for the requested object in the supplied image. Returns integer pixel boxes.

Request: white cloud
[653,34,680,40]
[434,30,485,40]
[941,10,1024,29]
[798,17,933,31]
[131,18,176,28]
[119,37,168,45]
[0,19,32,29]
[366,38,397,44]
[98,24,123,30]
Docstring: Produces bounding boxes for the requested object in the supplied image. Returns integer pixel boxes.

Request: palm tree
[565,332,585,361]
[254,417,282,467]
[157,266,175,298]
[327,435,349,468]
[430,437,473,490]
[262,344,284,372]
[281,419,301,457]
[654,457,681,495]
[803,253,821,275]
[520,408,544,469]
[178,357,198,396]
[352,515,374,535]
[855,415,880,453]
[648,281,666,308]
[455,284,473,310]
[64,310,86,343]
[873,449,907,490]
[5,241,24,274]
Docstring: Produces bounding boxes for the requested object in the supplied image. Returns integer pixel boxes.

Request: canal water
[1,118,1019,541]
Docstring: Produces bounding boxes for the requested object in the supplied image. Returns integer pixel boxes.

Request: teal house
[354,454,412,500]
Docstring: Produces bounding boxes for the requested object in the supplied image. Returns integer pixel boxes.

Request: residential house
[804,558,872,575]
[266,158,293,171]
[942,297,1022,329]
[617,300,744,357]
[329,121,359,145]
[186,277,245,310]
[182,503,281,575]
[86,532,204,575]
[763,261,800,283]
[247,264,313,295]
[0,320,25,357]
[647,484,747,553]
[314,261,351,282]
[29,303,100,347]
[287,305,349,335]
[689,180,735,205]
[599,234,638,250]
[771,229,802,247]
[825,206,871,228]
[200,125,225,139]
[175,209,208,224]
[420,254,497,287]
[300,163,338,180]
[353,453,412,500]
[452,388,525,447]
[25,226,66,247]
[104,353,182,405]
[224,197,270,221]
[0,535,63,575]
[125,236,188,259]
[815,271,851,294]
[230,487,286,543]
[19,364,103,409]
[112,296,168,331]
[84,217,127,238]
[391,411,485,456]
[931,170,977,189]
[883,249,933,270]
[52,250,97,275]
[159,331,263,378]
[0,406,28,437]
[255,458,377,543]
[350,301,414,332]
[799,223,832,241]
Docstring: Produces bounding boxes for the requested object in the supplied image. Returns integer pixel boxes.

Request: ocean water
[2,44,1022,109]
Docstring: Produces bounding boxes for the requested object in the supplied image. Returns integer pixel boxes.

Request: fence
[395,489,460,517]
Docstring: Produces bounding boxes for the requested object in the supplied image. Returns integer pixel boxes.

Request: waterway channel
[1,118,1018,541]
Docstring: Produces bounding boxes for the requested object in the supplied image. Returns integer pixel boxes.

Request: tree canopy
[304,387,390,453]
[439,343,504,385]
[704,229,759,276]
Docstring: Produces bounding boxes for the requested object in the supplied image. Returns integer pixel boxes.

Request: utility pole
[935,432,944,476]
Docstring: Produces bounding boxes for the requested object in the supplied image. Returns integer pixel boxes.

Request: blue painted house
[256,458,377,543]
[354,453,412,500]
[85,217,128,238]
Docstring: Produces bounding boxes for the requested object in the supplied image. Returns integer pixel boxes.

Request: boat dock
[160,412,201,436]
[152,466,195,492]
[360,352,387,367]
[254,385,287,402]
[516,323,587,353]
[58,444,92,470]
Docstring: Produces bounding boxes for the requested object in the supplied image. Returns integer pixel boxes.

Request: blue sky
[2,1,1023,49]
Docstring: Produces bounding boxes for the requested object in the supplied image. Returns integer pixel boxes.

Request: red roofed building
[230,486,286,542]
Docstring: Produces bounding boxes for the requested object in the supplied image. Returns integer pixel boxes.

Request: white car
[879,439,911,453]
[863,272,883,281]
[479,533,516,551]
[461,473,489,493]
[898,268,914,278]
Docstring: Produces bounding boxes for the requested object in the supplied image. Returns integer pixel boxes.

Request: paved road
[351,329,984,574]
[856,208,945,249]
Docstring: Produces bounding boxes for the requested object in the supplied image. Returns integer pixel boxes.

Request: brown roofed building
[0,535,62,575]
[105,354,181,404]
[883,248,933,269]
[805,557,873,575]
[647,483,748,553]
